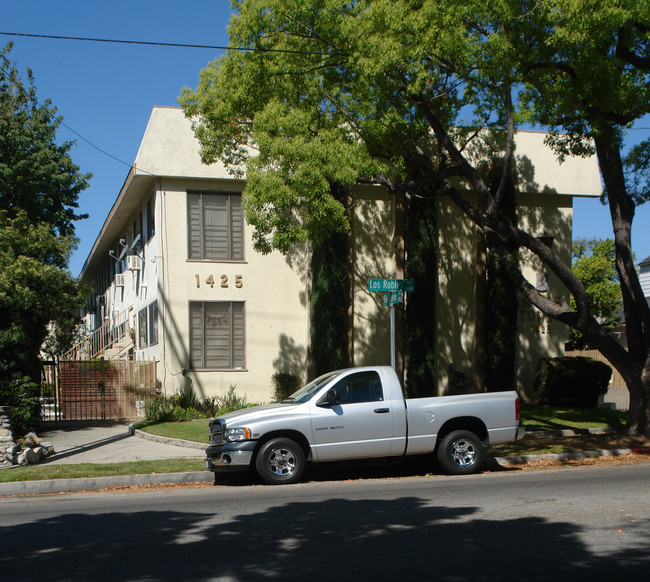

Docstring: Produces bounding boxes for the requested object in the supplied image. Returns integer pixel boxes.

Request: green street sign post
[382,290,402,306]
[368,278,415,293]
[368,279,415,369]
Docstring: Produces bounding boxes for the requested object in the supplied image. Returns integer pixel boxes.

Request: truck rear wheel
[255,438,305,485]
[437,430,483,475]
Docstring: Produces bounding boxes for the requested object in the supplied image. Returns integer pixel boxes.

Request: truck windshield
[283,372,338,403]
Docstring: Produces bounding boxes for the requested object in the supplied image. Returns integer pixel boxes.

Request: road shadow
[1,495,647,581]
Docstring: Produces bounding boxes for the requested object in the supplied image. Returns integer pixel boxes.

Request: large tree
[0,44,90,429]
[180,0,650,434]
[1,43,89,236]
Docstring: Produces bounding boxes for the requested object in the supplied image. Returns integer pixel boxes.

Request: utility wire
[0,31,335,55]
[0,61,155,175]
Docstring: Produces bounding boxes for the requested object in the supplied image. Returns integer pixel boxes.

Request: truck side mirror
[317,388,340,407]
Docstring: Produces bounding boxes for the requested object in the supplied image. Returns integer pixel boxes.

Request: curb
[0,471,213,496]
[129,426,205,450]
[524,427,618,437]
[495,448,632,465]
[1,447,638,497]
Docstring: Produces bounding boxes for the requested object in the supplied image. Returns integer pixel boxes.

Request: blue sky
[4,0,650,277]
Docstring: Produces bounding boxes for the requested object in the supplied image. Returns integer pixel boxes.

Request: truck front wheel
[437,430,484,475]
[255,438,305,485]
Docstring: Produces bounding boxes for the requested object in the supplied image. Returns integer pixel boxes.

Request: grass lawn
[520,404,627,432]
[133,419,210,443]
[0,459,205,483]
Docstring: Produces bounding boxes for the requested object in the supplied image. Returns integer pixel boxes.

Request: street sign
[368,278,415,293]
[382,290,402,306]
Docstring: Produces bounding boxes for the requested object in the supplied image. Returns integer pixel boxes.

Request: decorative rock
[22,432,41,447]
[40,443,55,457]
[23,448,40,464]
[0,407,54,467]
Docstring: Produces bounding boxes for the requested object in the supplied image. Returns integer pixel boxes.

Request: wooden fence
[42,359,157,422]
[565,349,629,411]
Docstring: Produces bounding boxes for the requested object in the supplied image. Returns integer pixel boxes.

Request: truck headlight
[224,427,252,442]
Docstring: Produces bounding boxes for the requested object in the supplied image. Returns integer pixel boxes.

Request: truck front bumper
[205,441,256,472]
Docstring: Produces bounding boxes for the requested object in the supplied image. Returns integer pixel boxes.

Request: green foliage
[213,385,252,414]
[405,196,437,398]
[0,211,88,385]
[144,397,177,423]
[145,383,258,422]
[271,372,302,402]
[174,383,199,411]
[0,43,90,236]
[310,209,350,376]
[181,0,650,432]
[0,44,90,421]
[569,238,622,347]
[0,375,40,435]
[534,357,612,408]
[624,139,650,204]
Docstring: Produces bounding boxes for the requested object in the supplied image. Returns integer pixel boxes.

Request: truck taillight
[515,397,520,421]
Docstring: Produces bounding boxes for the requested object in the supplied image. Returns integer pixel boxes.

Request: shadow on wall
[156,286,201,398]
[272,334,306,382]
[352,192,397,366]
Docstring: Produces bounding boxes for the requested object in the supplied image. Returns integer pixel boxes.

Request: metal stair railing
[63,309,132,361]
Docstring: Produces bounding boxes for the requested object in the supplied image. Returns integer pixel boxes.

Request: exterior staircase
[63,309,134,361]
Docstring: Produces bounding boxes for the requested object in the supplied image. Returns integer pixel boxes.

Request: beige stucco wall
[350,186,399,366]
[156,177,309,403]
[435,195,482,394]
[515,193,573,399]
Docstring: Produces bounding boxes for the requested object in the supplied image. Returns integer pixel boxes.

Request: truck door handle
[374,408,390,414]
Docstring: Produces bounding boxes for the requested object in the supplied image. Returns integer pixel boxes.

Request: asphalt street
[1,464,648,581]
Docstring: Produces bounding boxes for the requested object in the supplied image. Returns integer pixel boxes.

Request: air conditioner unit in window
[126,255,142,271]
[115,273,125,287]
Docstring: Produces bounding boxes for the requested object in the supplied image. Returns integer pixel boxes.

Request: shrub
[534,356,612,407]
[174,383,198,410]
[197,396,221,417]
[144,397,176,422]
[271,372,301,402]
[218,385,249,412]
[0,375,40,435]
[197,385,259,418]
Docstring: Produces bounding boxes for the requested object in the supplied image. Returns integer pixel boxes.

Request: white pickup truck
[206,366,524,484]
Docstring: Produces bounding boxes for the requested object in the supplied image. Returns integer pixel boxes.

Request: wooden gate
[42,359,157,422]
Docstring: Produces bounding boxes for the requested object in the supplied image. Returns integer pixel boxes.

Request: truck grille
[209,419,224,445]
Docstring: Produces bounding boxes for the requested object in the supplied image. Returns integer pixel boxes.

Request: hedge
[533,356,612,407]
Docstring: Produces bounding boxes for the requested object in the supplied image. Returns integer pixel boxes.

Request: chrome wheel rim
[267,446,297,477]
[450,438,477,467]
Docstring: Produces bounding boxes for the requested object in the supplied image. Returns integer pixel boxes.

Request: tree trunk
[594,131,650,435]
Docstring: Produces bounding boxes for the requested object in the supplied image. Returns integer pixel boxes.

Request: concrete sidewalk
[0,423,212,496]
[37,422,205,464]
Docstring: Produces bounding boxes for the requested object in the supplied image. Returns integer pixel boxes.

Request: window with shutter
[187,193,244,261]
[190,302,246,369]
